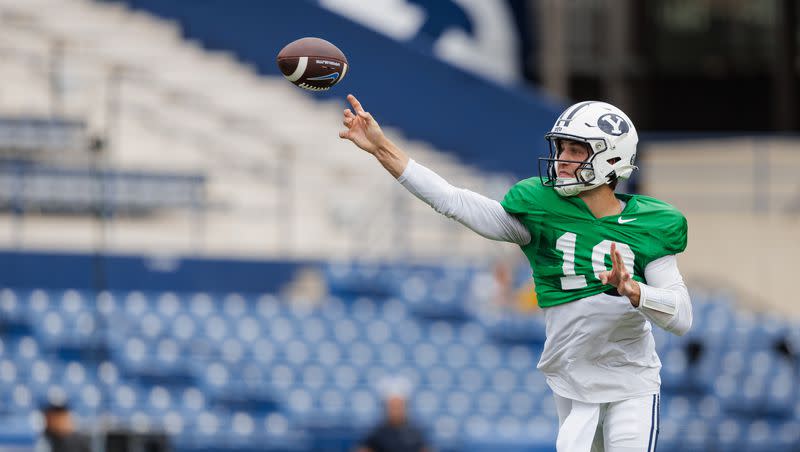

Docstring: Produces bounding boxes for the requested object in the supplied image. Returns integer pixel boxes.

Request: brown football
[276,37,348,91]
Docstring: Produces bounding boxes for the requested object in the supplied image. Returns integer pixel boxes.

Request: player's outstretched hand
[598,242,641,306]
[339,94,387,155]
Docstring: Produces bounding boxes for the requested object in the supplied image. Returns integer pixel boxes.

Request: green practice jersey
[501,177,687,308]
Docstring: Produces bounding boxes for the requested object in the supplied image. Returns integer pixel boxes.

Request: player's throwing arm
[338,94,531,245]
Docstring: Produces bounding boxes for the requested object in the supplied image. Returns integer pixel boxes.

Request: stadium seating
[0,164,205,214]
[0,0,517,260]
[0,117,87,154]
[1,260,799,452]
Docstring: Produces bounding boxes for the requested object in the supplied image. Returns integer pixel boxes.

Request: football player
[340,94,691,452]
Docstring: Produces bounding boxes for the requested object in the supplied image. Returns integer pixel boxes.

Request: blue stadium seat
[188,293,215,320]
[444,390,472,419]
[661,395,692,422]
[712,418,745,452]
[4,384,34,412]
[774,420,800,450]
[743,420,773,452]
[180,410,224,447]
[364,319,391,346]
[219,338,246,365]
[110,383,143,417]
[254,294,282,321]
[0,289,25,327]
[432,414,461,443]
[695,395,722,421]
[73,383,103,416]
[521,371,550,399]
[26,359,56,398]
[423,366,454,391]
[332,365,359,391]
[476,392,503,417]
[169,313,197,345]
[348,388,380,427]
[380,298,408,323]
[412,389,440,423]
[399,275,470,320]
[23,290,51,323]
[203,314,230,343]
[158,410,186,437]
[267,316,295,345]
[60,362,95,395]
[221,293,248,319]
[97,361,120,388]
[123,291,152,318]
[457,321,487,346]
[394,319,422,346]
[10,337,40,368]
[154,292,182,318]
[475,344,503,370]
[682,419,713,452]
[318,388,347,419]
[383,343,410,371]
[233,316,261,344]
[179,387,207,413]
[349,297,378,322]
[324,261,396,298]
[455,367,486,393]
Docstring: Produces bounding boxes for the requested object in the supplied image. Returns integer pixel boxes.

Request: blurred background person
[35,403,90,452]
[356,378,430,452]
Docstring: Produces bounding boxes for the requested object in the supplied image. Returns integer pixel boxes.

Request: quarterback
[340,94,691,452]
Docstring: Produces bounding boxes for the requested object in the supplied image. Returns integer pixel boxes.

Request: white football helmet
[539,101,639,197]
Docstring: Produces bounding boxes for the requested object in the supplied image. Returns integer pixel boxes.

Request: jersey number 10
[555,232,635,290]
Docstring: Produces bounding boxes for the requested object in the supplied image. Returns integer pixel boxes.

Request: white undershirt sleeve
[397,159,531,245]
[638,255,693,336]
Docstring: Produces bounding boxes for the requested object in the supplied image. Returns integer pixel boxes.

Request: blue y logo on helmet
[597,113,629,136]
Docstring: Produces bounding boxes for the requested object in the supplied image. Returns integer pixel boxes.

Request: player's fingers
[339,129,349,139]
[348,94,365,114]
[612,246,623,270]
[343,117,353,128]
[617,250,629,274]
[344,109,355,118]
[599,271,608,284]
[608,253,618,274]
[357,110,372,122]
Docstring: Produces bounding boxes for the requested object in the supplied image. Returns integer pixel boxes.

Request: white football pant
[554,393,660,452]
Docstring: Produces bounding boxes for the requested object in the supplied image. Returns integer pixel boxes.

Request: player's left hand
[598,242,641,307]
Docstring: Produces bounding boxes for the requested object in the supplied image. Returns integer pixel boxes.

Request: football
[276,37,348,91]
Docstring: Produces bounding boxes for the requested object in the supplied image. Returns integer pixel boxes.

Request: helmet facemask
[539,134,613,197]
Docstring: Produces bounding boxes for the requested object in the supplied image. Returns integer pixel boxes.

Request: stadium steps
[0,0,514,260]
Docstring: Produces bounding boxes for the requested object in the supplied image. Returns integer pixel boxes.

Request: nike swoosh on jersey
[617,217,637,224]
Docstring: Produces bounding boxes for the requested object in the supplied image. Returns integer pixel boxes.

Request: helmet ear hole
[607,157,621,165]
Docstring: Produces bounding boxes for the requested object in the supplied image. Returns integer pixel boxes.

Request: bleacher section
[0,0,519,260]
[0,117,87,156]
[102,0,563,177]
[1,258,798,452]
[0,164,205,214]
